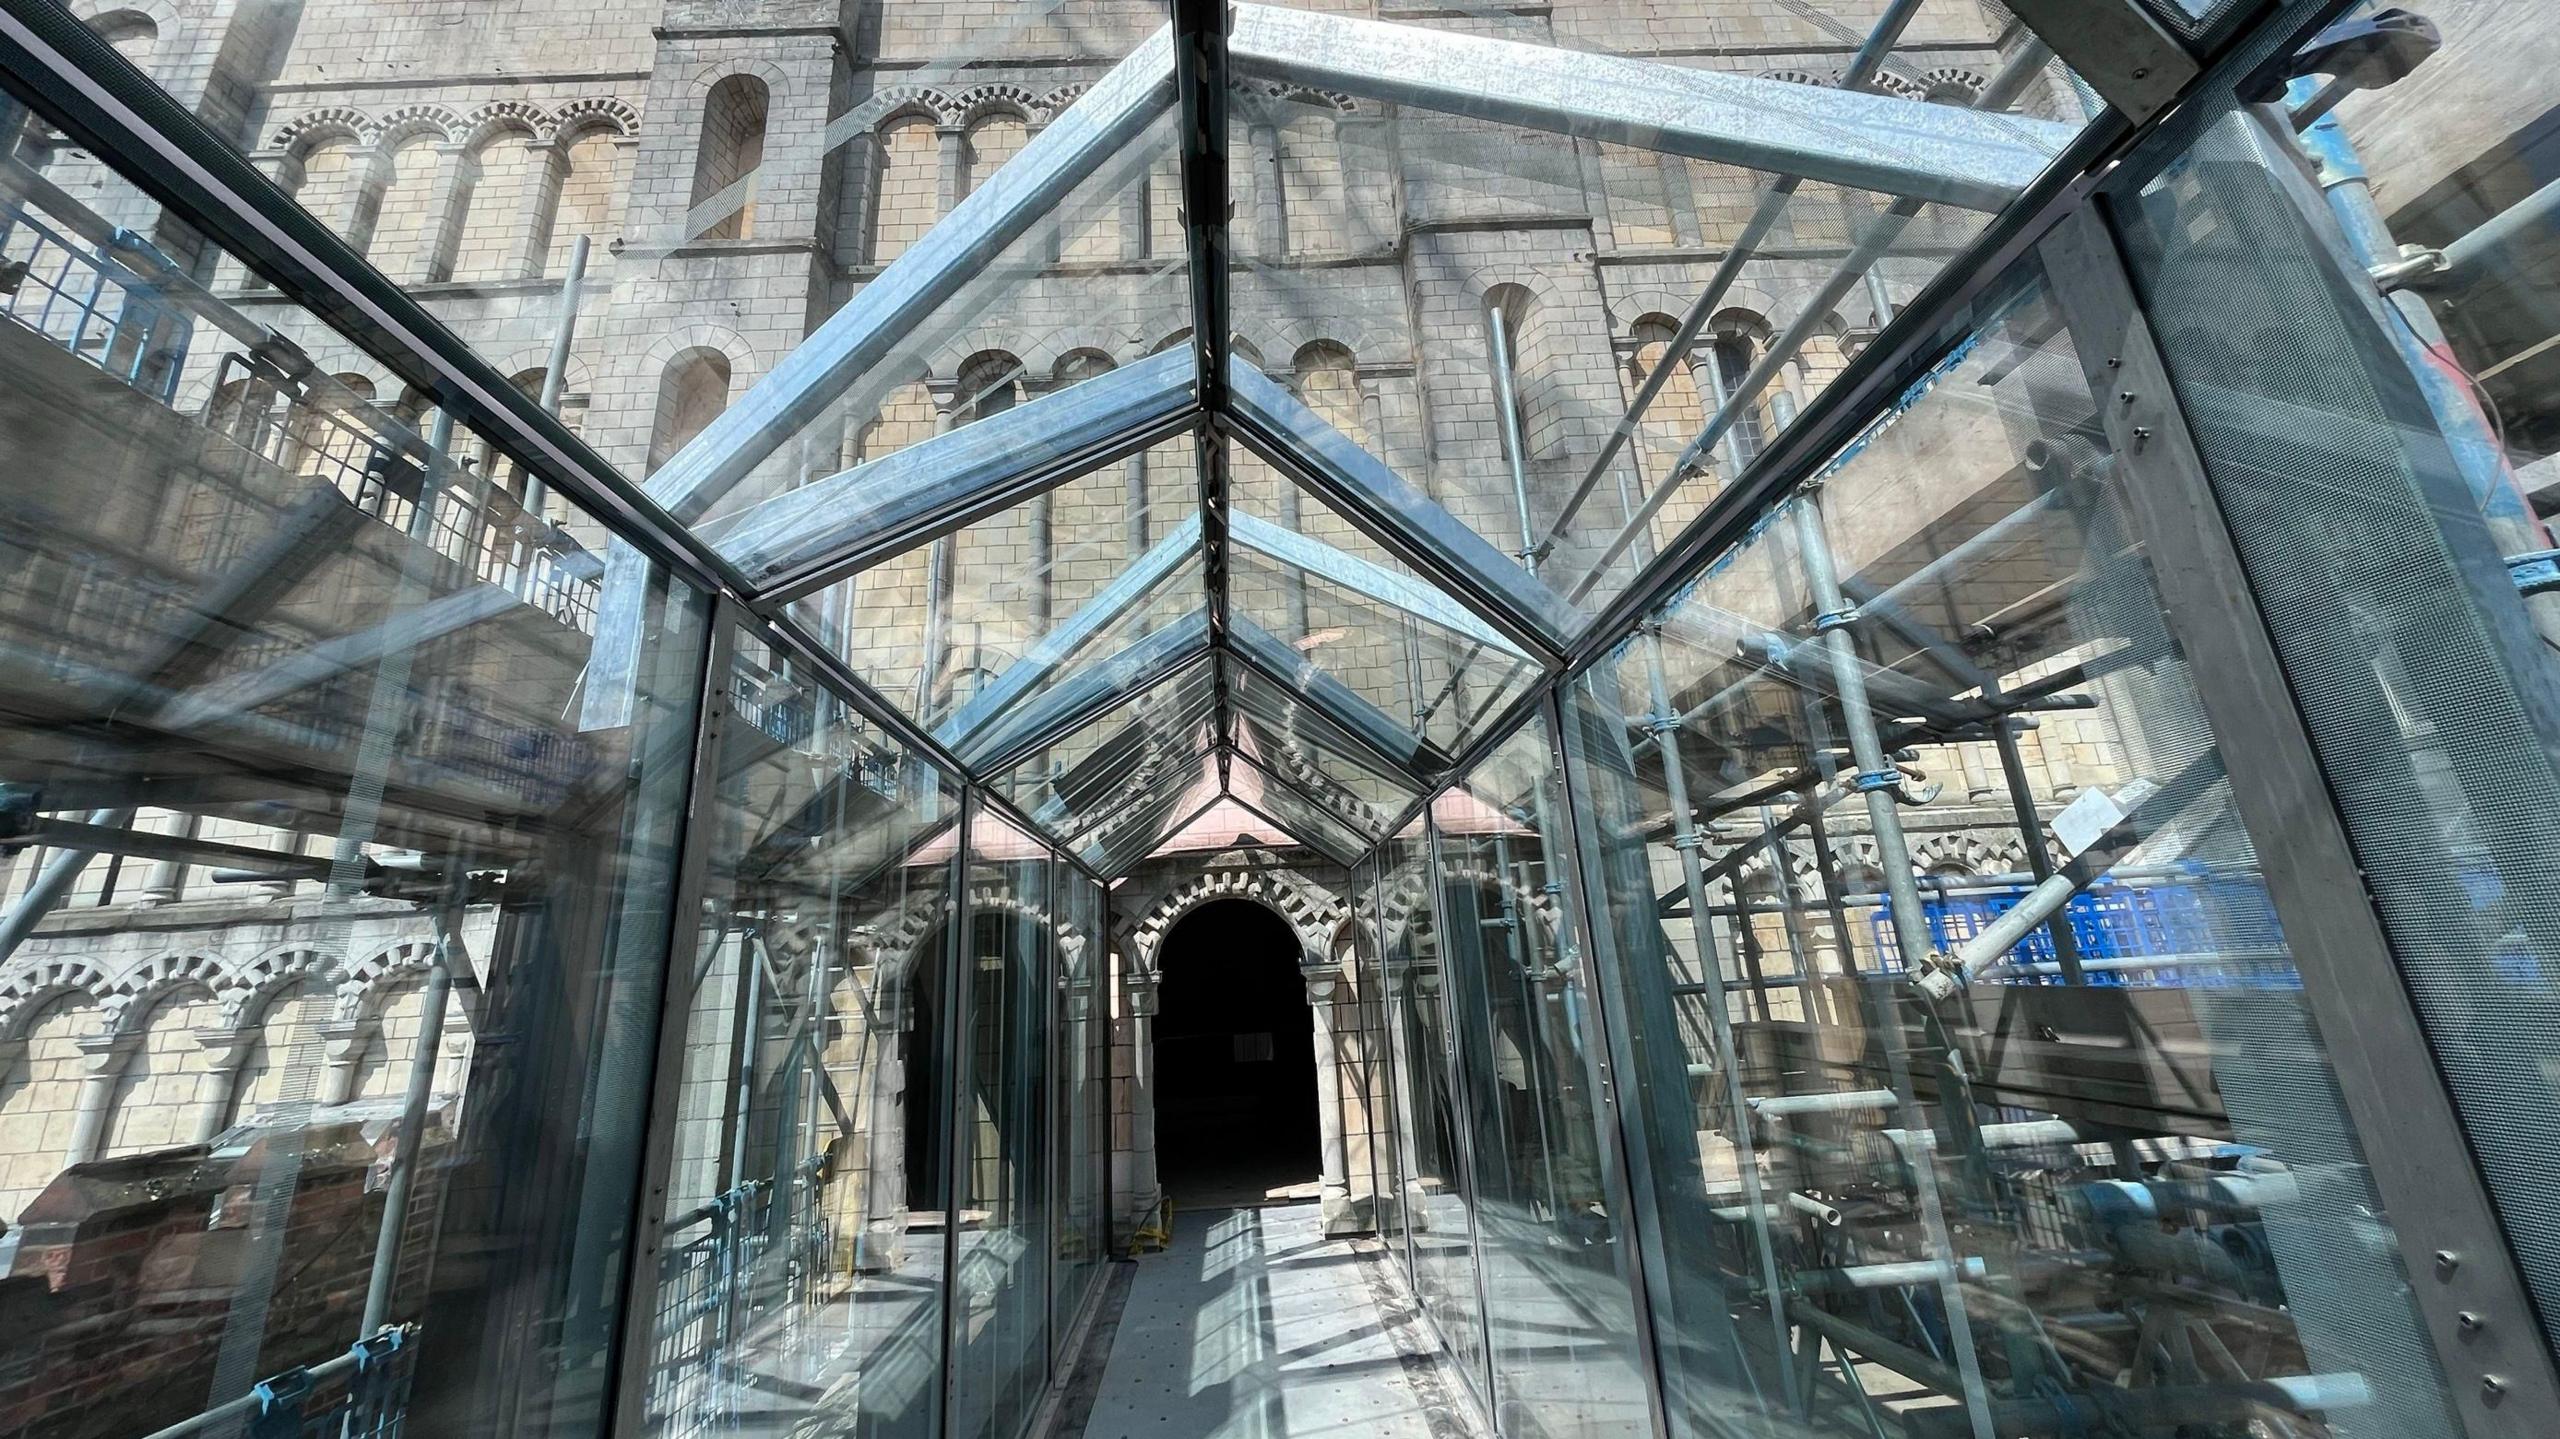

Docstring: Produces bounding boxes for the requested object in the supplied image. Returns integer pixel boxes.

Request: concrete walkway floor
[1069,1202,1485,1439]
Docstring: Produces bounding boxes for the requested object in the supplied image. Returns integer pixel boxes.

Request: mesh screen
[2119,106,2560,1353]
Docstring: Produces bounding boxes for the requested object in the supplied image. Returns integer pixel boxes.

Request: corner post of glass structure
[1537,684,1676,1439]
[938,789,981,1434]
[2036,200,2560,1438]
[608,595,742,1438]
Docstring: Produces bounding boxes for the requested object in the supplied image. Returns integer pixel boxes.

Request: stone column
[857,972,910,1272]
[1249,122,1285,259]
[1119,961,1161,1233]
[415,142,475,283]
[64,1029,138,1165]
[936,126,966,213]
[513,140,573,279]
[319,1012,378,1105]
[189,1025,255,1144]
[134,811,198,906]
[1304,962,1364,1236]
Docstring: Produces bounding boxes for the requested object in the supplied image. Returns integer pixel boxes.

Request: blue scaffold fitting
[1671,829,1706,852]
[1811,607,1860,635]
[1643,713,1683,735]
[1853,770,1901,794]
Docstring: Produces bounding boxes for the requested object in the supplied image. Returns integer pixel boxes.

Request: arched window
[0,996,99,1221]
[226,981,329,1128]
[90,10,157,73]
[103,988,228,1156]
[1278,109,1346,257]
[961,113,1027,198]
[452,128,546,281]
[869,115,939,262]
[1628,319,1705,495]
[369,134,452,279]
[691,75,769,241]
[294,136,372,248]
[351,974,472,1102]
[1486,284,1565,467]
[1292,341,1365,445]
[649,348,733,473]
[547,127,630,274]
[1713,333,1768,468]
[851,377,937,466]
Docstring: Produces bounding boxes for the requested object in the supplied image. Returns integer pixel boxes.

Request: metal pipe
[526,233,588,526]
[0,806,132,961]
[1748,1087,1898,1117]
[1562,39,2057,602]
[359,894,460,1334]
[1638,625,1798,1399]
[133,1328,410,1439]
[1487,300,1539,568]
[2427,173,2560,292]
[1801,1256,1990,1291]
[1538,0,1929,555]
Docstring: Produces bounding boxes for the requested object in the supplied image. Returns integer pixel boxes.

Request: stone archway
[1151,898,1319,1207]
[1115,860,1391,1237]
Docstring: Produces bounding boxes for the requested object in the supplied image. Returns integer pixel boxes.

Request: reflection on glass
[1429,721,1651,1438]
[949,807,1054,1439]
[1378,817,1487,1397]
[1560,268,2466,1439]
[649,632,954,1439]
[1226,6,2090,612]
[0,139,708,1435]
[1053,866,1110,1336]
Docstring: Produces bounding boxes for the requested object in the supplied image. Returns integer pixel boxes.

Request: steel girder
[962,614,1214,773]
[1225,358,1577,661]
[1226,4,2075,213]
[930,513,1203,758]
[703,349,1200,600]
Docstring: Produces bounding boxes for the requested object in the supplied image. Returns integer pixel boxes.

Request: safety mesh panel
[2118,106,2560,1354]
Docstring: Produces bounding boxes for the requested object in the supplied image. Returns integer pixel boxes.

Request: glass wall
[643,631,955,1438]
[949,806,1057,1439]
[0,133,712,1437]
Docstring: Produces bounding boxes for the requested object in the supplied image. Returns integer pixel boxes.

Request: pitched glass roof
[603,0,2102,875]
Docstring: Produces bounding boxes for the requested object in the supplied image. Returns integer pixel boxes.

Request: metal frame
[966,616,1215,773]
[2000,0,2202,122]
[2039,201,2560,1435]
[1226,361,1577,661]
[1226,4,2073,213]
[709,350,1200,601]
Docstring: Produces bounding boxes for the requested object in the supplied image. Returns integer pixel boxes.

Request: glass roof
[126,0,2131,874]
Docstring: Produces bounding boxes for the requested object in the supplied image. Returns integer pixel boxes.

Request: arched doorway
[1154,898,1320,1208]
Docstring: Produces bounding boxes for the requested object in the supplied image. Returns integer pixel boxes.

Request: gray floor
[1077,1202,1483,1439]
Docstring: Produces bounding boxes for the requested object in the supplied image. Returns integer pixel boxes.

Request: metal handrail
[133,1324,415,1439]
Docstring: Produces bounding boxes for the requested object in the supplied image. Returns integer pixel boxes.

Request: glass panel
[649,630,954,1438]
[992,655,1221,853]
[795,441,1203,737]
[1378,816,1489,1400]
[1561,265,2466,1439]
[1229,659,1423,824]
[0,154,710,1435]
[59,0,1185,537]
[1434,720,1650,1438]
[1224,750,1378,866]
[1228,7,2094,614]
[1231,449,1543,757]
[1052,865,1110,1336]
[2123,25,2560,1357]
[948,806,1054,1439]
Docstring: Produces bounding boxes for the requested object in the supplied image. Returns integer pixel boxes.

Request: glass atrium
[2,0,2559,1436]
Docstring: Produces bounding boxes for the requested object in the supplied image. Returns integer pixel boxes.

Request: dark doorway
[1154,898,1321,1208]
